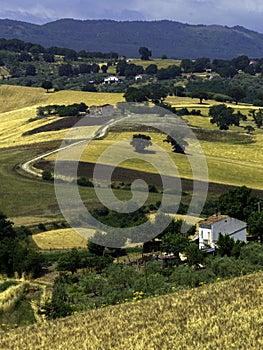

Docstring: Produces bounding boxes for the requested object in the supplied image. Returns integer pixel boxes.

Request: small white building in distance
[198,214,247,250]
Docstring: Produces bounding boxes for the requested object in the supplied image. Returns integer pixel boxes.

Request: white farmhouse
[198,214,247,250]
[103,76,120,84]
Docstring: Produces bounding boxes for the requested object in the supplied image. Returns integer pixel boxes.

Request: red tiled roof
[199,214,229,226]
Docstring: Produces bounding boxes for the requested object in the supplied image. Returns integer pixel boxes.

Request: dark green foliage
[57,249,81,274]
[227,85,246,104]
[160,233,189,262]
[185,243,204,266]
[41,80,53,92]
[249,109,263,128]
[87,240,105,256]
[37,103,88,118]
[218,186,260,221]
[170,265,215,288]
[190,90,210,104]
[216,233,245,257]
[208,256,258,279]
[247,211,263,240]
[77,177,93,187]
[239,242,263,265]
[42,276,73,319]
[139,46,152,60]
[145,64,158,75]
[0,212,45,277]
[130,134,152,152]
[42,170,53,181]
[156,65,181,80]
[209,104,246,130]
[163,132,188,154]
[58,63,73,77]
[25,64,36,76]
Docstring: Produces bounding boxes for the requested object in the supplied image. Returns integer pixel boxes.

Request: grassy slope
[1,271,263,349]
[0,85,124,148]
[1,85,263,224]
[47,125,263,190]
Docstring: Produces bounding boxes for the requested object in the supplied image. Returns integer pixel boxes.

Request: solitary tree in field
[163,130,188,154]
[41,80,53,93]
[130,134,152,152]
[139,47,152,61]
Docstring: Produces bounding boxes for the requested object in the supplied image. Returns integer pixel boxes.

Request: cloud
[0,0,263,33]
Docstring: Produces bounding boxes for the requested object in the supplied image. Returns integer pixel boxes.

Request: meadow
[1,271,263,349]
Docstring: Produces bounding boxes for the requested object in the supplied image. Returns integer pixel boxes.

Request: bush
[77,177,93,187]
[42,170,53,181]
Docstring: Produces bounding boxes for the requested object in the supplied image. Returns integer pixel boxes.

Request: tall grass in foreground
[1,271,263,349]
[0,282,28,313]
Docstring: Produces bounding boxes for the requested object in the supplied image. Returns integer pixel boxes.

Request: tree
[101,64,108,73]
[218,186,260,221]
[58,63,73,77]
[249,109,263,128]
[185,243,204,267]
[145,64,158,75]
[163,132,188,154]
[247,211,263,242]
[244,125,255,134]
[124,87,147,102]
[228,85,246,105]
[190,91,210,104]
[139,47,152,60]
[57,248,81,274]
[160,233,189,263]
[209,104,245,130]
[41,80,53,93]
[130,134,152,152]
[216,233,235,257]
[25,64,36,76]
[88,240,105,256]
[42,170,53,181]
[180,59,194,73]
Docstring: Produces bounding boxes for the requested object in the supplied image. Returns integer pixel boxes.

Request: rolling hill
[1,19,263,59]
[1,271,263,349]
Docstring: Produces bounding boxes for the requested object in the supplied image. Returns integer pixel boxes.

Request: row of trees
[180,55,263,77]
[36,103,88,117]
[0,38,118,60]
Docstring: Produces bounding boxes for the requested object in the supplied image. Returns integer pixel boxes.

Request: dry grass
[129,58,181,69]
[46,128,263,190]
[0,282,27,313]
[0,85,124,148]
[1,271,263,349]
[32,228,94,250]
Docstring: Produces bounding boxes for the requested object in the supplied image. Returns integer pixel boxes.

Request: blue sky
[0,0,263,33]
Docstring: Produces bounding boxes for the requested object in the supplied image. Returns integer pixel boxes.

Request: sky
[1,0,263,33]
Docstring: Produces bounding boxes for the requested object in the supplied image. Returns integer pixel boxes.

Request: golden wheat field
[0,85,124,148]
[32,228,95,250]
[46,126,263,190]
[1,271,263,350]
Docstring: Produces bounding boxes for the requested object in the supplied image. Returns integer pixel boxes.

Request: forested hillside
[1,19,263,59]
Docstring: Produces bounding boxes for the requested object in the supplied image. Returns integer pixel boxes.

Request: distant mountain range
[1,19,263,59]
